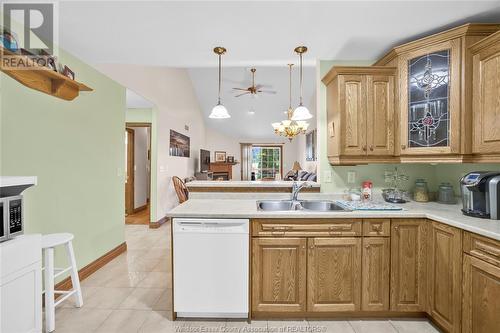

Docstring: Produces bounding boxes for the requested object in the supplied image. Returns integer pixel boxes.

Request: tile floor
[53,222,442,333]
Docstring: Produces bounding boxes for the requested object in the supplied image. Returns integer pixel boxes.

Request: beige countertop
[186,180,320,188]
[167,196,500,241]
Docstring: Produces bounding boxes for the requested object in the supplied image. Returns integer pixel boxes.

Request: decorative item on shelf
[62,65,75,80]
[408,51,450,148]
[414,178,430,202]
[39,50,58,71]
[169,130,190,157]
[226,156,234,163]
[272,64,309,141]
[209,46,230,119]
[232,68,276,97]
[292,46,313,121]
[214,151,226,162]
[0,27,19,52]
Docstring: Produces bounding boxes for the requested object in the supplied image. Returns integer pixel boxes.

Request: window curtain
[240,143,253,180]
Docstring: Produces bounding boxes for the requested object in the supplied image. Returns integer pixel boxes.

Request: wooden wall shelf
[0,47,93,101]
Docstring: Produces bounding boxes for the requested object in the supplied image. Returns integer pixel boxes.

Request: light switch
[159,165,166,173]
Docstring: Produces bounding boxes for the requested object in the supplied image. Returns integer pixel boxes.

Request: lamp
[292,161,302,171]
[209,47,230,119]
[292,46,313,121]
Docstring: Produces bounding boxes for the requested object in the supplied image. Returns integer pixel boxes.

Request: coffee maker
[460,171,500,219]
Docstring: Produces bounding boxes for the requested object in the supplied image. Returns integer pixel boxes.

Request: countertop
[186,180,321,188]
[167,196,500,241]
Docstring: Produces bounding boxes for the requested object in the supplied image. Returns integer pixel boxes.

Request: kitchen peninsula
[186,180,321,193]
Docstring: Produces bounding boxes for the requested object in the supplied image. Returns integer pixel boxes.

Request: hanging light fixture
[292,46,313,121]
[272,64,309,141]
[209,47,230,119]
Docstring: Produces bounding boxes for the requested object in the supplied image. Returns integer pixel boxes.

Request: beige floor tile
[390,319,441,333]
[126,258,161,272]
[349,320,398,333]
[151,258,170,273]
[119,287,164,310]
[181,319,227,332]
[267,320,309,333]
[59,286,100,308]
[308,320,356,333]
[140,271,170,288]
[53,308,112,333]
[94,309,150,333]
[152,288,172,311]
[227,319,268,332]
[83,287,134,309]
[103,271,148,288]
[138,311,180,333]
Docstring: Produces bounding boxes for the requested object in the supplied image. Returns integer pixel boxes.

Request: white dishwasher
[173,218,249,318]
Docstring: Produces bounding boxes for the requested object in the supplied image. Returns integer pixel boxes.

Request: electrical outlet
[347,171,356,184]
[323,170,332,183]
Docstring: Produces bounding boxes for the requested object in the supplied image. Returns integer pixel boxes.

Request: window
[251,145,282,180]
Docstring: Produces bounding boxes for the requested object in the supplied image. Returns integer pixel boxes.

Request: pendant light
[209,47,230,119]
[272,64,309,141]
[292,46,313,121]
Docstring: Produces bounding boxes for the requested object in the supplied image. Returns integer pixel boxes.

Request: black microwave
[0,195,24,242]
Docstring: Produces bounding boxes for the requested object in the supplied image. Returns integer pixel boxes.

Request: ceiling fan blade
[235,92,251,97]
[257,90,277,94]
[255,84,273,89]
[232,87,248,91]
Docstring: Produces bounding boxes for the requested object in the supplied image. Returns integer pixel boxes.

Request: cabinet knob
[309,245,315,249]
[394,226,399,231]
[401,144,406,150]
[302,246,306,249]
[365,245,370,249]
[362,145,367,152]
[369,145,374,151]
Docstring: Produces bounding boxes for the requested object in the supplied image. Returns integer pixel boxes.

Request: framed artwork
[214,151,226,162]
[227,156,234,163]
[62,65,75,80]
[169,129,190,157]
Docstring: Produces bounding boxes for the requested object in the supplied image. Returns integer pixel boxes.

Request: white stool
[42,233,83,333]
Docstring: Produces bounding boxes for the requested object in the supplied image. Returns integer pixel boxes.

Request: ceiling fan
[232,68,277,97]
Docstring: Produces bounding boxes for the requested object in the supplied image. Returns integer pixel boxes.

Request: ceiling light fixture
[209,47,230,119]
[272,64,309,141]
[292,46,313,121]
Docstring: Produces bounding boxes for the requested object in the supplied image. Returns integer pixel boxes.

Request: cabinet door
[428,222,462,333]
[361,237,390,311]
[339,75,367,156]
[251,238,307,313]
[472,39,500,154]
[463,254,500,333]
[307,237,361,312]
[366,75,395,156]
[390,219,428,311]
[398,40,461,155]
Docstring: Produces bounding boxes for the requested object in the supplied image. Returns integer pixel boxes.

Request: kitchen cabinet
[462,254,500,333]
[251,238,307,313]
[428,222,462,333]
[361,237,390,311]
[322,67,396,165]
[471,30,500,160]
[307,238,361,312]
[390,219,428,312]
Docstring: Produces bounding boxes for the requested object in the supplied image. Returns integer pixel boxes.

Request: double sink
[257,200,350,212]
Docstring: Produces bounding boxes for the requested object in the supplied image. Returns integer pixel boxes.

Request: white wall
[130,126,149,208]
[96,64,206,220]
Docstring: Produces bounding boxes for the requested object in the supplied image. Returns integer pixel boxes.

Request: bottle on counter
[362,181,373,201]
[414,178,429,202]
[438,182,456,204]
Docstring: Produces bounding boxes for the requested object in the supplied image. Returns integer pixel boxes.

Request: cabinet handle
[373,224,382,232]
[401,144,406,150]
[365,244,370,249]
[302,246,306,250]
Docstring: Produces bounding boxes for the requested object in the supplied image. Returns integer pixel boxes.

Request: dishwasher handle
[174,219,249,234]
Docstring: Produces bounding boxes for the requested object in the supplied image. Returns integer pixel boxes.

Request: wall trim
[55,242,127,291]
[133,204,148,214]
[149,216,169,229]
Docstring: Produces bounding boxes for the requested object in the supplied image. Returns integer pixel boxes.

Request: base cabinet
[251,238,307,313]
[390,219,427,312]
[362,237,390,311]
[307,238,361,312]
[428,222,462,333]
[462,254,500,333]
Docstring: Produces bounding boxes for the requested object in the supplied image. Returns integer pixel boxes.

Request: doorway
[125,123,152,225]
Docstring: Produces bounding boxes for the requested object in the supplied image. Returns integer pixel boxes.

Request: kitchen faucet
[291,181,312,201]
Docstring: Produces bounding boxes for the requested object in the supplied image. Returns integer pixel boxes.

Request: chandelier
[272,64,309,141]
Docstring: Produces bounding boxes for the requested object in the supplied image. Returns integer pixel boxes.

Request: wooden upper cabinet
[322,67,396,165]
[428,222,462,333]
[251,238,307,313]
[361,237,390,311]
[390,219,428,312]
[471,30,500,157]
[307,237,361,312]
[463,254,500,333]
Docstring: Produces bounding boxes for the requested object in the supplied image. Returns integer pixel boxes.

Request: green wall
[0,49,126,275]
[318,60,500,195]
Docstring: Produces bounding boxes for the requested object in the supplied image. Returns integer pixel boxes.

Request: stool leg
[66,241,83,307]
[44,247,55,333]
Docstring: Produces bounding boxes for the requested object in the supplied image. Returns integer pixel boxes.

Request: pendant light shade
[209,46,230,119]
[210,103,230,119]
[292,46,313,121]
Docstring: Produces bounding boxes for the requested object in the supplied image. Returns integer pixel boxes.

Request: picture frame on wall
[214,151,226,162]
[226,156,234,163]
[170,129,191,157]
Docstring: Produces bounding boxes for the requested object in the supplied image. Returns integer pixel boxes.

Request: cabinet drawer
[252,219,362,237]
[464,232,500,267]
[363,219,390,237]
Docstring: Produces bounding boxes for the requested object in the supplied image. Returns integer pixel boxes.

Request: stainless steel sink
[257,200,350,212]
[299,200,348,212]
[257,200,297,211]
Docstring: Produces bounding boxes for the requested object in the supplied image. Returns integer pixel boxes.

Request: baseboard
[55,242,127,291]
[149,216,169,229]
[133,204,148,214]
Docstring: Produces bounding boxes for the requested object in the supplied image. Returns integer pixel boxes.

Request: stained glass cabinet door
[399,40,461,155]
